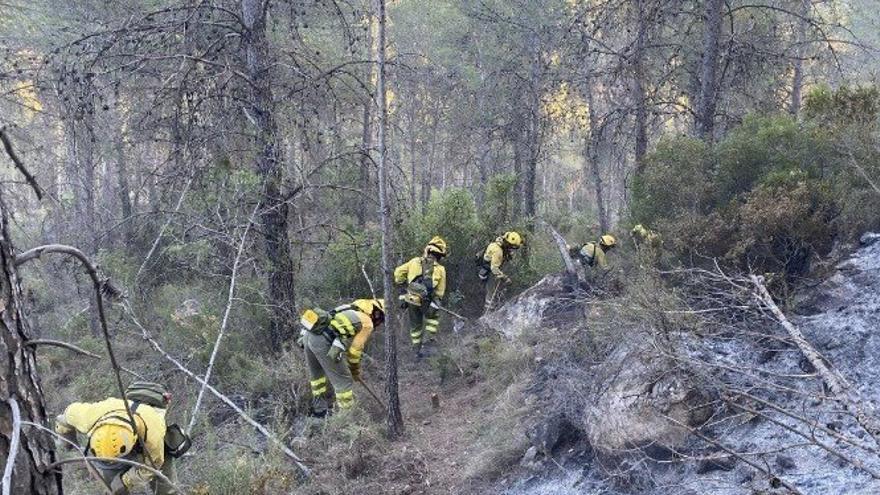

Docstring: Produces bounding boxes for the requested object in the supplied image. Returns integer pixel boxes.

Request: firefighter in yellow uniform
[631,224,660,250]
[55,395,178,495]
[478,231,524,312]
[569,234,617,271]
[395,236,448,356]
[631,223,662,265]
[298,299,385,416]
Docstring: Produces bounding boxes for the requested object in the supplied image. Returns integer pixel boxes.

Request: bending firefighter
[478,231,524,312]
[395,236,448,355]
[55,382,190,495]
[298,299,385,416]
[569,234,616,271]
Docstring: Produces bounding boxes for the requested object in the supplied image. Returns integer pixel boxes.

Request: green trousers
[407,303,440,346]
[98,454,177,495]
[304,332,354,414]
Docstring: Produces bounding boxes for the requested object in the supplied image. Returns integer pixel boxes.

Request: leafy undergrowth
[45,320,537,495]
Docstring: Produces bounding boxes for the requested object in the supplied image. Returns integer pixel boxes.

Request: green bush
[631,111,854,283]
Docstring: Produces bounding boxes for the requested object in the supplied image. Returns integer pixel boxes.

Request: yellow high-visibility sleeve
[394,258,417,285]
[433,264,447,299]
[347,312,375,365]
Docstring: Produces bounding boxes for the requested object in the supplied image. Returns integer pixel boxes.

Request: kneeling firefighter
[394,236,448,355]
[54,382,190,495]
[298,299,385,415]
[478,231,523,312]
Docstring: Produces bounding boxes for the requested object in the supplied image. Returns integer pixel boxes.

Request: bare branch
[187,204,258,432]
[0,127,42,200]
[1,397,21,495]
[25,339,144,379]
[119,301,311,476]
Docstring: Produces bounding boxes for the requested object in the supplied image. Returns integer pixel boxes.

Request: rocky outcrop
[582,335,712,453]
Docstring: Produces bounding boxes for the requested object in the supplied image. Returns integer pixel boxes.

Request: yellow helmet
[90,423,136,459]
[353,298,385,317]
[425,236,448,257]
[600,234,617,248]
[502,231,523,248]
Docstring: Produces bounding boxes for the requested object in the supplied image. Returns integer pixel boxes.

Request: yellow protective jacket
[483,238,508,278]
[328,308,375,369]
[393,256,447,300]
[571,242,609,270]
[55,398,167,488]
[632,224,661,249]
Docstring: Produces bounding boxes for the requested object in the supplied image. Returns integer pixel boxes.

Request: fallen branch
[1,398,21,495]
[751,275,880,447]
[120,301,311,477]
[187,205,256,432]
[662,413,803,495]
[541,220,584,287]
[0,127,42,200]
[724,395,880,479]
[25,339,144,379]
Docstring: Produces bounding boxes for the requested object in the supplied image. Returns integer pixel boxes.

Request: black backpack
[125,382,192,458]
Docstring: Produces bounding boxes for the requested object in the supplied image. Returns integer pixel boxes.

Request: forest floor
[337,323,531,495]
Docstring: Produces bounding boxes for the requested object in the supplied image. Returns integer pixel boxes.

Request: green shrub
[631,112,851,283]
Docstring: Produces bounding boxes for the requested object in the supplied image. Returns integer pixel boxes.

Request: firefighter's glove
[110,476,130,495]
[296,329,308,349]
[429,301,440,311]
[327,338,346,362]
[349,364,361,381]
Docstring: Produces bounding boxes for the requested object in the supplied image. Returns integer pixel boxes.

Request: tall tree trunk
[408,101,418,207]
[241,0,296,351]
[0,192,62,495]
[695,0,724,140]
[632,0,649,173]
[585,81,610,233]
[376,0,404,437]
[116,132,134,245]
[790,0,810,116]
[474,37,490,207]
[511,128,524,220]
[357,5,377,228]
[421,116,438,209]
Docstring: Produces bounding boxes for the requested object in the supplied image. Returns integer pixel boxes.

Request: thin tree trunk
[632,0,649,173]
[408,101,418,207]
[523,37,541,221]
[790,0,810,116]
[115,133,134,245]
[695,0,724,140]
[421,116,438,209]
[357,5,376,227]
[585,81,610,233]
[0,180,62,494]
[241,0,296,351]
[376,0,404,438]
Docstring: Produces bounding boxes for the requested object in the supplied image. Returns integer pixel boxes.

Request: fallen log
[751,275,880,448]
